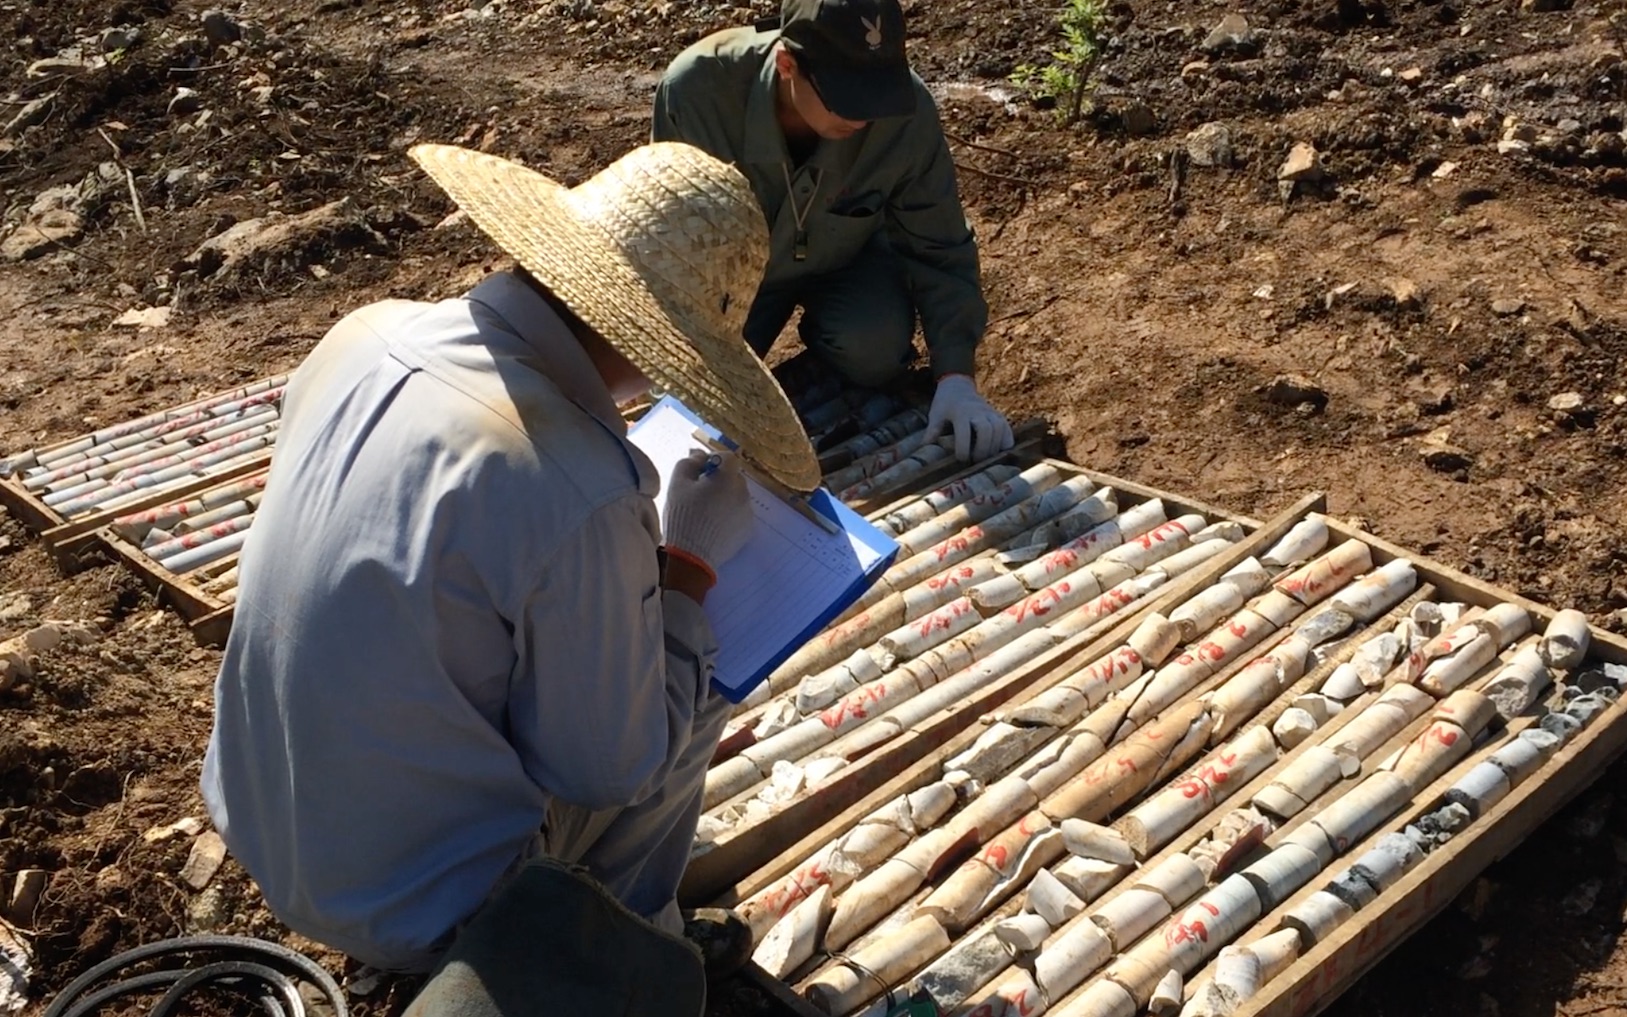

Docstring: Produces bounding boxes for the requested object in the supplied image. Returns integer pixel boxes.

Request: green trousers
[745,233,917,388]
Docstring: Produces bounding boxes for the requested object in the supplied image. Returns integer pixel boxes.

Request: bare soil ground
[1,0,1625,1015]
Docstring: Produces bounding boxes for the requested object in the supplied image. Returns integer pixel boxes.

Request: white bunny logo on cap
[861,14,882,48]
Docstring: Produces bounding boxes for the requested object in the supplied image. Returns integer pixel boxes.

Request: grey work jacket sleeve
[507,493,721,813]
[889,89,987,379]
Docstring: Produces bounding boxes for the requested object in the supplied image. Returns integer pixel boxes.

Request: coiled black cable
[41,935,349,1017]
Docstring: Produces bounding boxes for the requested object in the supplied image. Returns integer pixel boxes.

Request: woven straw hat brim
[409,144,821,492]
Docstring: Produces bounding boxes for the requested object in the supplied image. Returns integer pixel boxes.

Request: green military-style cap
[778,0,915,122]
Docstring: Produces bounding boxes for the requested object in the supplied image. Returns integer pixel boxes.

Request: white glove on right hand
[662,449,753,581]
[923,374,1016,462]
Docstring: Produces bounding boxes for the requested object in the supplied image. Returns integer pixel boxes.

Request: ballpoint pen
[689,428,840,535]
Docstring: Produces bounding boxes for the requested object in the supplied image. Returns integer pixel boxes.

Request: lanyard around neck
[780,163,823,262]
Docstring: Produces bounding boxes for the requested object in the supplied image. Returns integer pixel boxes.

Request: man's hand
[662,450,753,592]
[923,374,1015,462]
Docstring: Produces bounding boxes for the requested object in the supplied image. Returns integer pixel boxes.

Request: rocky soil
[1,0,1625,1015]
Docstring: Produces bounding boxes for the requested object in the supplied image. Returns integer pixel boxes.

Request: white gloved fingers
[930,374,985,463]
[971,413,998,462]
[663,449,755,575]
[670,447,712,484]
[957,406,978,462]
[926,376,969,442]
[974,409,1015,460]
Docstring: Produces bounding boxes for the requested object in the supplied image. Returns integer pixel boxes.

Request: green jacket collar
[744,32,788,165]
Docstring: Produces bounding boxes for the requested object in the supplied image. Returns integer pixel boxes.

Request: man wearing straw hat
[201,141,821,1013]
[653,0,1017,464]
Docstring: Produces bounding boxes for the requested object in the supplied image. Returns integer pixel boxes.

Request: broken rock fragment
[1419,436,1473,475]
[1257,374,1328,413]
[180,831,228,890]
[1,621,100,691]
[5,870,46,928]
[201,9,243,47]
[1279,142,1324,183]
[1,210,83,262]
[1201,14,1259,55]
[1185,122,1233,167]
[168,87,205,117]
[143,816,207,844]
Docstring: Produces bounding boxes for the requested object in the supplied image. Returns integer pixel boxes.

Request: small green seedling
[1009,0,1108,124]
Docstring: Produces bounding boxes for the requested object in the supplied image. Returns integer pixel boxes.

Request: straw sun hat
[409,142,822,492]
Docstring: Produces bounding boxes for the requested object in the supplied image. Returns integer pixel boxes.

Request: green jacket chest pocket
[818,191,886,263]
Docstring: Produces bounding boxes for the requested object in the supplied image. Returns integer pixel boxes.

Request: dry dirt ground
[2,0,1626,1015]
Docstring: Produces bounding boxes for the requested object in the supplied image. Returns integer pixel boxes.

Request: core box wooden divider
[0,383,1046,650]
[678,461,1297,906]
[1221,521,1627,1017]
[97,526,243,646]
[89,423,1055,649]
[0,376,285,568]
[708,501,1627,1017]
[0,454,272,572]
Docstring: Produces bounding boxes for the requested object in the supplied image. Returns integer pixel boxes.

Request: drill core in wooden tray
[0,377,281,553]
[5,360,1623,1017]
[696,484,1627,1017]
[0,355,992,646]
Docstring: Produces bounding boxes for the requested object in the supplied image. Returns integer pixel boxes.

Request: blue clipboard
[628,396,899,702]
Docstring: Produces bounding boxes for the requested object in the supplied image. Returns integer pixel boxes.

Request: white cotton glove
[662,449,753,581]
[923,374,1016,462]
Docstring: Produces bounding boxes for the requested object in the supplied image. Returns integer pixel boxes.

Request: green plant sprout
[1010,0,1108,124]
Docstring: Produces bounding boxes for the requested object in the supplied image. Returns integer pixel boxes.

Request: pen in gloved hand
[686,432,838,534]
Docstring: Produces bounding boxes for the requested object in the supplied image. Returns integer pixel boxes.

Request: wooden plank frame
[0,474,65,535]
[44,455,271,570]
[863,581,1445,1017]
[678,450,1319,905]
[68,423,1060,653]
[0,454,272,572]
[47,413,1056,654]
[1222,520,1627,1017]
[715,506,1627,1017]
[95,529,236,643]
[191,602,237,647]
[0,376,286,565]
[729,962,829,1017]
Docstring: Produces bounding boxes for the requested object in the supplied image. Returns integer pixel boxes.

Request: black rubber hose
[149,960,304,1017]
[42,935,348,1017]
[61,965,290,1017]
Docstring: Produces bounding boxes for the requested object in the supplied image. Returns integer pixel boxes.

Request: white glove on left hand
[923,374,1015,462]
